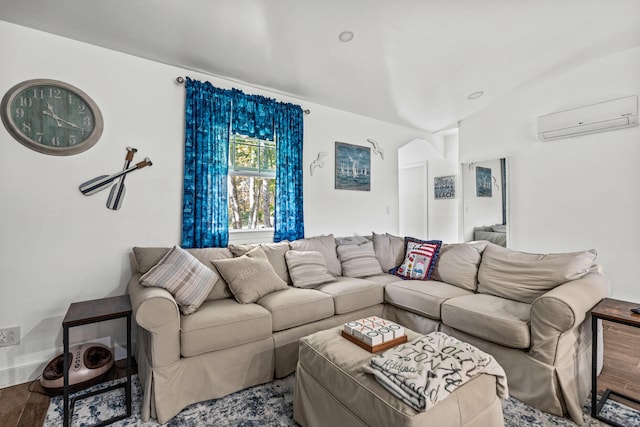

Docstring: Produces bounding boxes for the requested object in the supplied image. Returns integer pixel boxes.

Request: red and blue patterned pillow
[390,237,442,280]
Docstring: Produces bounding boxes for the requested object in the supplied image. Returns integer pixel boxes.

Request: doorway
[398,162,428,239]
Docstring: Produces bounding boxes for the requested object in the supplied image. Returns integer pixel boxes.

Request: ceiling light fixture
[468,91,484,100]
[338,31,354,43]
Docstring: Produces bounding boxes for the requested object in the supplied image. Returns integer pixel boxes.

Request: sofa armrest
[528,267,610,364]
[128,274,181,367]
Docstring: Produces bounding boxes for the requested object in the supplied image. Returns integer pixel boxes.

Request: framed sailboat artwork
[335,141,371,191]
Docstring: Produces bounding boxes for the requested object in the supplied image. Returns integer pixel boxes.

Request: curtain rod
[175,76,310,115]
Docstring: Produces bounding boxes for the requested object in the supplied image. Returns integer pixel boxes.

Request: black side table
[62,295,132,427]
[591,297,640,427]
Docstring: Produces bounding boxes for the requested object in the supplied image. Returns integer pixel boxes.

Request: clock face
[1,79,103,155]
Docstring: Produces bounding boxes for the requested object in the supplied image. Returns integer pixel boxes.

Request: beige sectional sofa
[127,233,609,425]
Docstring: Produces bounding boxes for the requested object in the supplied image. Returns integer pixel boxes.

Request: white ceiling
[2,0,640,132]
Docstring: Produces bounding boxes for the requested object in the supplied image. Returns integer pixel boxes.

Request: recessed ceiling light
[338,31,354,43]
[468,91,484,100]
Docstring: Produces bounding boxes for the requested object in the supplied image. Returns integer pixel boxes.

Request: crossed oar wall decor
[79,147,152,210]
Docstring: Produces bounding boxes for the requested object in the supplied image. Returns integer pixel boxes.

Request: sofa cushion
[257,287,335,332]
[211,247,288,304]
[335,235,371,245]
[285,250,336,288]
[430,242,487,291]
[384,280,472,320]
[314,277,384,314]
[336,241,383,278]
[361,273,403,286]
[290,234,342,276]
[180,298,272,357]
[441,294,531,349]
[372,232,405,272]
[139,246,217,315]
[228,241,291,285]
[391,237,442,280]
[133,246,234,301]
[477,244,597,303]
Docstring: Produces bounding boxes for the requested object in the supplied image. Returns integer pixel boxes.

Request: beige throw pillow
[228,241,291,284]
[139,246,218,315]
[211,246,288,304]
[477,243,597,303]
[372,232,405,272]
[290,235,342,276]
[430,242,488,291]
[336,241,383,278]
[285,250,336,288]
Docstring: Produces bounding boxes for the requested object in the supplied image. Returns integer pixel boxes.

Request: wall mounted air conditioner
[537,95,638,141]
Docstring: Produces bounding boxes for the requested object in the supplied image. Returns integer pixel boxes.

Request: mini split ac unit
[537,95,638,141]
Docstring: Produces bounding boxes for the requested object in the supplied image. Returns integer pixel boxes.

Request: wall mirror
[460,158,509,247]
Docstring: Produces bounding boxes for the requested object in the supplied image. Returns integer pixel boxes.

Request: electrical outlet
[0,326,20,347]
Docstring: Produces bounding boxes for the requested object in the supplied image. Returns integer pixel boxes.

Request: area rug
[44,374,639,426]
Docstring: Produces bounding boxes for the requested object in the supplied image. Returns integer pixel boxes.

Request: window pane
[230,134,276,174]
[228,175,276,230]
[261,143,276,171]
[234,143,258,171]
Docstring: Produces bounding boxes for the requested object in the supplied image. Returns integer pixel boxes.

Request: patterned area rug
[44,374,639,426]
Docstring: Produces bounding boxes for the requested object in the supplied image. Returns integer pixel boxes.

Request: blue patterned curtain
[232,89,276,140]
[181,78,304,246]
[181,78,232,248]
[274,102,304,242]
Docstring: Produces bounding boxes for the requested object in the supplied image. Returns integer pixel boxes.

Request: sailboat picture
[335,141,371,191]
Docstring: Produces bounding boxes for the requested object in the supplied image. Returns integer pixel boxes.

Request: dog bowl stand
[62,295,132,427]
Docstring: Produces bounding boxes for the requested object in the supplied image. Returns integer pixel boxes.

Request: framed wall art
[335,141,371,191]
[476,166,492,197]
[434,175,456,199]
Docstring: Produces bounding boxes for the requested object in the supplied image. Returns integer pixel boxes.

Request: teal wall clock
[1,79,103,155]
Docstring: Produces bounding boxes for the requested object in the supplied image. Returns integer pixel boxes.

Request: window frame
[228,133,277,233]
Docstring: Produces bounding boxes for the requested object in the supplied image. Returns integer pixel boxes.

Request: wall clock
[1,79,103,155]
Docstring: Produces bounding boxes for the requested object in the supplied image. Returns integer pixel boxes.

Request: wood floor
[1,322,639,427]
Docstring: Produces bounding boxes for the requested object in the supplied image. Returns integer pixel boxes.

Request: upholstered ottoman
[294,326,505,427]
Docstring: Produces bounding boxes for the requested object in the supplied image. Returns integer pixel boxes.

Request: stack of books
[341,316,407,352]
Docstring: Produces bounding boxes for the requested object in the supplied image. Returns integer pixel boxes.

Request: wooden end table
[62,295,132,427]
[591,297,640,427]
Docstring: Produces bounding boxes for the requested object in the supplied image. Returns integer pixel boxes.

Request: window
[228,134,276,230]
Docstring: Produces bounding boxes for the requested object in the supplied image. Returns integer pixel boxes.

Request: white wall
[459,47,640,302]
[398,133,459,243]
[0,21,430,386]
[303,108,430,237]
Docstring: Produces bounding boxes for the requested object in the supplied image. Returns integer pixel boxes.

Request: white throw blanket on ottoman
[363,331,509,412]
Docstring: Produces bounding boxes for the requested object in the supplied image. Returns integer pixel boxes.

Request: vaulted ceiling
[2,0,639,132]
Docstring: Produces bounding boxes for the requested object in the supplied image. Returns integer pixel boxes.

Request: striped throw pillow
[285,250,335,288]
[140,246,218,315]
[336,241,383,278]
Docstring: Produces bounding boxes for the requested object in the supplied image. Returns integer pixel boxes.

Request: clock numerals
[18,96,33,107]
[49,88,62,99]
